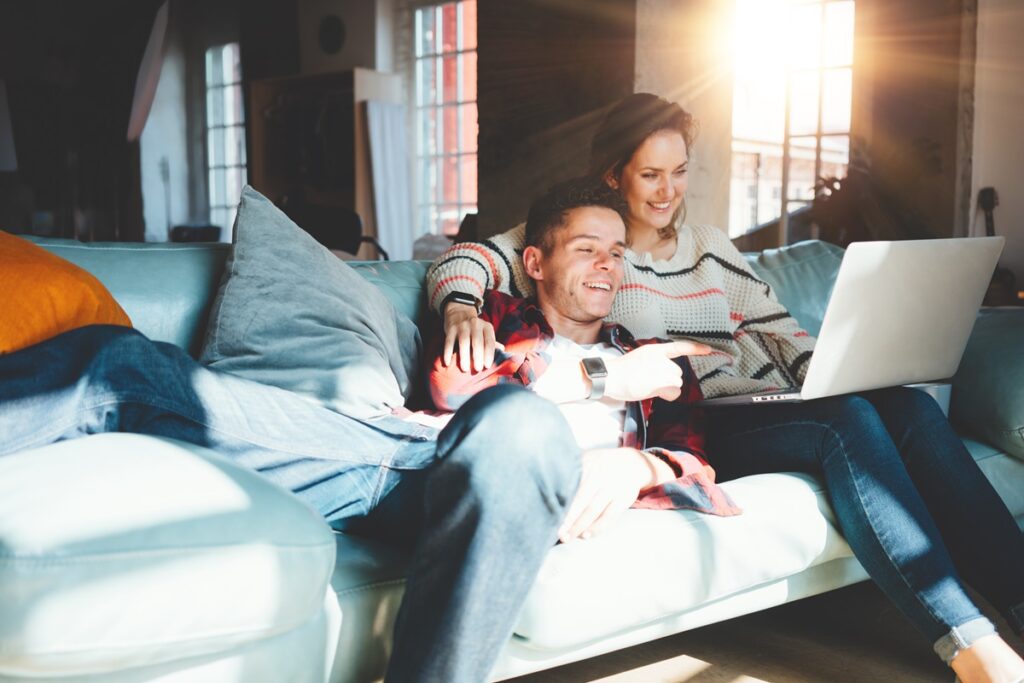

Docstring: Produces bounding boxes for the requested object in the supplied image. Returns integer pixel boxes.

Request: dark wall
[858,0,971,239]
[0,0,164,240]
[476,0,636,236]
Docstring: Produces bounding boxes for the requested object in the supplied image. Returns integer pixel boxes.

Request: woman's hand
[442,302,497,372]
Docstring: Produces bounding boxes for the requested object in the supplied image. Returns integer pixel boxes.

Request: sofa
[2,236,1022,682]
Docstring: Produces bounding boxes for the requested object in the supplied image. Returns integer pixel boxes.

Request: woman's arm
[699,226,817,384]
[424,223,533,314]
[426,224,535,371]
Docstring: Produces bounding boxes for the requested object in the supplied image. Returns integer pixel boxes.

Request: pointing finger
[661,340,712,357]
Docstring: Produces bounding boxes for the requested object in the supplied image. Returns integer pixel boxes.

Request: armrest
[950,308,1024,461]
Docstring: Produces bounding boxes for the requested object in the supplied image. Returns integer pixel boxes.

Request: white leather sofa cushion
[514,472,855,650]
[0,434,336,677]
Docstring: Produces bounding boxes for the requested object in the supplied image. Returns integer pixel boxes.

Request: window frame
[780,0,854,243]
[729,0,855,243]
[413,0,478,237]
[203,42,247,241]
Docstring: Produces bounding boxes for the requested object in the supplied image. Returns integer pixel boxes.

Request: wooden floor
[509,582,1024,683]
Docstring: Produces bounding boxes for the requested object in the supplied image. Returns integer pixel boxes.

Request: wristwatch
[580,356,608,401]
[441,291,483,315]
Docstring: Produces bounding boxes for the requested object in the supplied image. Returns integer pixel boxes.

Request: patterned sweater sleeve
[424,223,536,314]
[703,226,817,385]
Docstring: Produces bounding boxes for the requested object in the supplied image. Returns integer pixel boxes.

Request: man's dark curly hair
[524,176,629,254]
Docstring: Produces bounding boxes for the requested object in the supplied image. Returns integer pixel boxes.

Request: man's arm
[429,294,714,410]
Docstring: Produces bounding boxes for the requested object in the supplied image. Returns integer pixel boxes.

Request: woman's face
[608,129,689,235]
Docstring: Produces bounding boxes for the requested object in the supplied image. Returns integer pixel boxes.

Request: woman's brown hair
[588,93,699,239]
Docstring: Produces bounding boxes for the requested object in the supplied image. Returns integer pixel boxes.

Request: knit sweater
[426,223,817,398]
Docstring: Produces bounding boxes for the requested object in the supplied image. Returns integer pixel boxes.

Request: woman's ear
[522,246,544,282]
[603,171,619,190]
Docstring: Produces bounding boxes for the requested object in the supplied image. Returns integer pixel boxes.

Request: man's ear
[522,245,544,282]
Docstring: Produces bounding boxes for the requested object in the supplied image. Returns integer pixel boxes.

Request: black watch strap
[441,291,482,314]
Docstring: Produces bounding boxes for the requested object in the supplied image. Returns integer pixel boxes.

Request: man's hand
[558,448,652,543]
[442,302,496,372]
[604,340,712,402]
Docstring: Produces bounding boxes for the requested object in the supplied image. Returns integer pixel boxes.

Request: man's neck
[536,300,603,345]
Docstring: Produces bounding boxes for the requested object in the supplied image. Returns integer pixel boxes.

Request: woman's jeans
[705,388,1024,663]
[0,325,582,683]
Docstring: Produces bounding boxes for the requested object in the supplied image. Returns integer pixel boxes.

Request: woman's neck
[628,224,677,261]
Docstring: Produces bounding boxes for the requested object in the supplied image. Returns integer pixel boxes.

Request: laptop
[699,237,1004,407]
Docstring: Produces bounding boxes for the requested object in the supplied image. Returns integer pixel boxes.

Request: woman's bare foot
[951,634,1024,683]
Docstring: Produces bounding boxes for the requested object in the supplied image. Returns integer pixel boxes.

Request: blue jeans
[0,326,582,682]
[705,388,1024,663]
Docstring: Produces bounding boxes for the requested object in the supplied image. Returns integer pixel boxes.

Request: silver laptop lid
[800,237,1004,400]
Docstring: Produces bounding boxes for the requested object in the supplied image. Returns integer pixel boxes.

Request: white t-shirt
[530,335,627,451]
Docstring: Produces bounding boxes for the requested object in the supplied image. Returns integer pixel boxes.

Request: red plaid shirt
[429,291,740,517]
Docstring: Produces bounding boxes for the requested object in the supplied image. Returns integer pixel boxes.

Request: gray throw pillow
[200,186,420,419]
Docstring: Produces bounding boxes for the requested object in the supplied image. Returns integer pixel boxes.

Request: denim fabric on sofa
[2,237,1022,682]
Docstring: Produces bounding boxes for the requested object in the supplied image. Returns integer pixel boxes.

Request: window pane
[223,84,244,125]
[820,134,850,179]
[440,3,458,53]
[822,68,852,133]
[417,58,439,106]
[208,128,225,167]
[221,86,237,126]
[209,169,226,207]
[226,166,242,207]
[443,156,459,203]
[210,207,227,233]
[825,1,855,67]
[419,106,439,155]
[221,44,241,84]
[442,105,458,155]
[422,158,444,204]
[461,0,477,51]
[460,103,477,153]
[460,153,477,204]
[205,48,223,87]
[729,141,783,235]
[461,50,477,102]
[416,6,437,57]
[416,205,432,234]
[787,3,822,69]
[207,86,226,126]
[225,126,245,166]
[788,70,819,136]
[442,55,458,103]
[786,138,817,201]
[441,213,460,237]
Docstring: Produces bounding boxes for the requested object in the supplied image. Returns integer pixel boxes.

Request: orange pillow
[0,231,132,354]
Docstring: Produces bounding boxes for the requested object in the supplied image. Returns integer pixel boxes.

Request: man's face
[527,206,627,325]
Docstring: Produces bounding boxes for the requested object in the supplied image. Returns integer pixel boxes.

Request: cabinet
[248,68,401,258]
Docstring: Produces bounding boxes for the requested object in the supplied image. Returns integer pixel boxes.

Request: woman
[426,93,1024,683]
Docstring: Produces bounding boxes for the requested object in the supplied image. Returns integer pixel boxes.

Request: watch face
[582,356,608,378]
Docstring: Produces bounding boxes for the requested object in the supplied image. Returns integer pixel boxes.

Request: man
[429,177,739,545]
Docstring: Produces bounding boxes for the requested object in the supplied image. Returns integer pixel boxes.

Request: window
[414,0,477,236]
[729,0,854,240]
[205,43,247,239]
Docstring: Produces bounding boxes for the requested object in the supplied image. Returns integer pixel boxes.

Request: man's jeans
[0,326,582,682]
[705,388,1024,663]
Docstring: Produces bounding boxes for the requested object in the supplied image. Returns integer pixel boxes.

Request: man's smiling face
[530,205,627,326]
